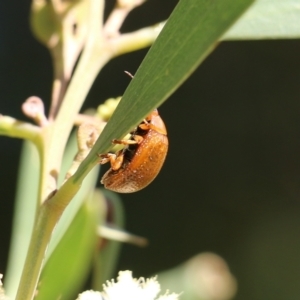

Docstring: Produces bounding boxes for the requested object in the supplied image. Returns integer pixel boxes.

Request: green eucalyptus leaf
[224,0,300,40]
[97,0,255,144]
[4,142,39,299]
[46,130,100,261]
[74,0,255,182]
[35,192,103,300]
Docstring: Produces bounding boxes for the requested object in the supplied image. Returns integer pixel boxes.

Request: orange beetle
[98,109,168,193]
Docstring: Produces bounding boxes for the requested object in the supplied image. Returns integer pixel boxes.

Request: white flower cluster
[77,271,179,300]
[0,274,7,300]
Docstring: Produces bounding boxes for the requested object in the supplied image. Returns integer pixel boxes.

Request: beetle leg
[97,154,112,165]
[133,135,143,144]
[139,119,149,130]
[112,138,137,145]
[139,122,165,134]
[139,122,150,130]
[98,150,124,171]
[112,135,143,145]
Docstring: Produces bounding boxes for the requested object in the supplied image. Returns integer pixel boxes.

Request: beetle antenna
[124,71,134,79]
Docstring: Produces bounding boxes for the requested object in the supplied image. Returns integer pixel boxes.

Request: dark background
[1,1,300,299]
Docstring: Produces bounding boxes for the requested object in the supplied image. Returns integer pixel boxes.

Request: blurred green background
[1,1,300,299]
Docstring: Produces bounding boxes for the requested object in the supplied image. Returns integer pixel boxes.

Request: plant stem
[15,178,81,300]
[38,0,109,203]
[0,116,41,146]
[15,0,108,298]
[13,0,168,298]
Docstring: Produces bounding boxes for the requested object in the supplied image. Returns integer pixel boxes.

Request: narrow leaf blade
[76,0,255,179]
[224,0,300,40]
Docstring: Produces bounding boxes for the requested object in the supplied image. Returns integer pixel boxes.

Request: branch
[0,115,41,146]
[109,22,165,56]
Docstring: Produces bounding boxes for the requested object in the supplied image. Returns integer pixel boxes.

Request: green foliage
[224,0,300,39]
[36,196,100,300]
[2,0,300,299]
